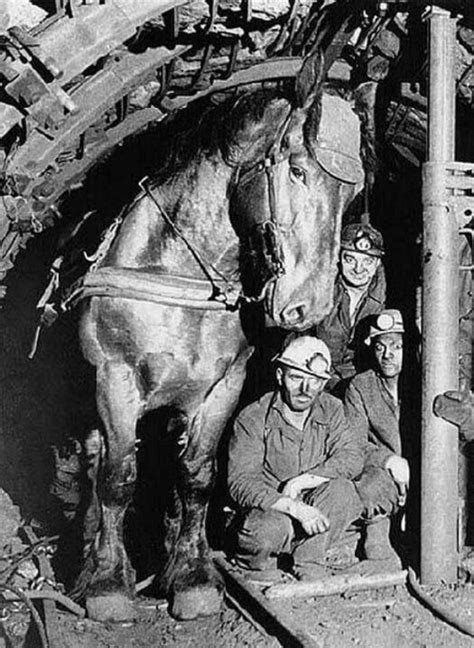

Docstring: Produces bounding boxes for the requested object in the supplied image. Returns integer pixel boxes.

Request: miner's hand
[385,456,410,507]
[291,501,330,536]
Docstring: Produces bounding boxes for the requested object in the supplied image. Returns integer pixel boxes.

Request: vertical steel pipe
[421,7,459,584]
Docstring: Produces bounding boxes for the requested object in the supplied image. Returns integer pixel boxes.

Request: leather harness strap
[138,177,235,302]
[63,267,241,312]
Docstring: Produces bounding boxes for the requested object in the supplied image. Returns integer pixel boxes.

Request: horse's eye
[290,166,306,183]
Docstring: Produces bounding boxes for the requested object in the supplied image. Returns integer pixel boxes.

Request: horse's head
[226,57,365,331]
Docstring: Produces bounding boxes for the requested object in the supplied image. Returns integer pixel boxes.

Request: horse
[74,56,365,622]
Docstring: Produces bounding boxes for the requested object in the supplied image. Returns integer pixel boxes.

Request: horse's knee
[101,482,136,508]
[100,452,136,506]
[180,453,215,499]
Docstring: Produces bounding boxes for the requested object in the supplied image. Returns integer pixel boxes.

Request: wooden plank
[35,0,190,87]
[265,570,407,600]
[160,57,303,112]
[8,45,189,177]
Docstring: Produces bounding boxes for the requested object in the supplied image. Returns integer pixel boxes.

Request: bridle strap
[231,108,295,290]
[139,177,238,304]
[264,161,285,277]
[234,106,294,221]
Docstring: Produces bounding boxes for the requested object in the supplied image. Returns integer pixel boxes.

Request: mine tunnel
[0,0,473,646]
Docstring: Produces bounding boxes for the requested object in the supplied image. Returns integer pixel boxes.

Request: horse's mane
[148,81,375,190]
[148,83,312,187]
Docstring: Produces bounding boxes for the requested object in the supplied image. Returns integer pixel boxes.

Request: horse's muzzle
[266,283,311,330]
[278,301,311,330]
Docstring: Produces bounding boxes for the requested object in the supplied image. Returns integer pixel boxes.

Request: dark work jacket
[344,369,400,469]
[228,391,364,511]
[312,268,386,383]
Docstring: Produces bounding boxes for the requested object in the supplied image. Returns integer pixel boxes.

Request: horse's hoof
[86,593,135,622]
[170,585,222,620]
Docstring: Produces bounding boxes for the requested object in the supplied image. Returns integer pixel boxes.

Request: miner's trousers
[233,478,363,570]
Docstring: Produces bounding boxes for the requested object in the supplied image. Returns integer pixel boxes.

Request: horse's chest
[83,295,248,411]
[91,298,243,354]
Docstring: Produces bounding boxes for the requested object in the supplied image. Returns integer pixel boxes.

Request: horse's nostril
[282,303,308,325]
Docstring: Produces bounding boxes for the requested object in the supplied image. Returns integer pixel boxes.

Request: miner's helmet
[340,222,385,257]
[275,336,332,379]
[364,309,404,346]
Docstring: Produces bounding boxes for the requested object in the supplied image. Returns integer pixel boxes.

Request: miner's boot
[364,516,402,567]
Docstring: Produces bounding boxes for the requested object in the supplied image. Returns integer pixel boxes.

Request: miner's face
[373,332,403,379]
[276,366,327,412]
[340,250,380,289]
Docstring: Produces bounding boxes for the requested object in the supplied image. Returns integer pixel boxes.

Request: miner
[312,222,386,396]
[227,336,364,581]
[344,309,409,568]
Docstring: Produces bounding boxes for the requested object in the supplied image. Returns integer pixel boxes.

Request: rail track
[213,552,411,648]
[212,552,474,648]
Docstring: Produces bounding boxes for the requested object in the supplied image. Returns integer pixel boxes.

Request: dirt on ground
[1,516,473,648]
[271,581,474,648]
[43,599,272,648]
[5,576,472,648]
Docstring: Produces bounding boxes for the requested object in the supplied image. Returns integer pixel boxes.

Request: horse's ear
[294,50,325,110]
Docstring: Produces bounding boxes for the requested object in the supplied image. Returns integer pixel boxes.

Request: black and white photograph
[0,0,472,646]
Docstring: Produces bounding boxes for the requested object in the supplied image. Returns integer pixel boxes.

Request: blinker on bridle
[231,107,296,292]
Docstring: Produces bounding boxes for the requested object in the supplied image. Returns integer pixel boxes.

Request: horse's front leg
[83,360,141,621]
[163,348,252,620]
